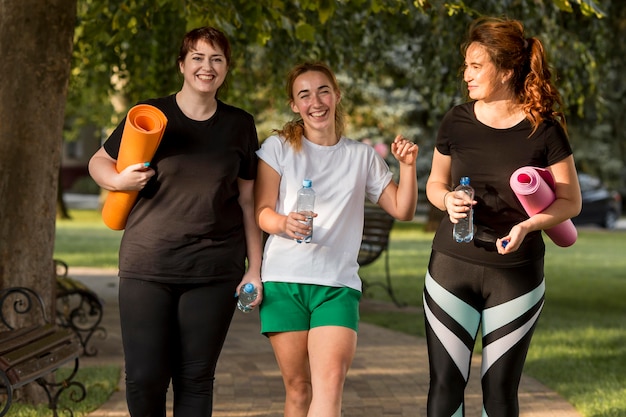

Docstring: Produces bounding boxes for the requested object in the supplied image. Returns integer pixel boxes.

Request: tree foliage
[67,0,622,188]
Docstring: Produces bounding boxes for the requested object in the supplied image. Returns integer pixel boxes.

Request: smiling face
[289,70,340,138]
[179,40,228,97]
[463,42,512,102]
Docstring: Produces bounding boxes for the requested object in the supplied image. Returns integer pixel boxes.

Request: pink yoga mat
[510,166,577,247]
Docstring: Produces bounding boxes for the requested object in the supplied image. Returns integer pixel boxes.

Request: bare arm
[425,149,476,225]
[497,155,581,253]
[236,178,264,306]
[377,135,419,220]
[254,160,313,241]
[426,149,453,211]
[88,147,155,191]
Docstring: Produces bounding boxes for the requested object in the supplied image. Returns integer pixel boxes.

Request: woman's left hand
[390,135,418,165]
[496,222,530,254]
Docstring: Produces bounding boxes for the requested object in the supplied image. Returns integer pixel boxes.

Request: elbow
[87,157,102,186]
[569,192,583,218]
[255,206,271,232]
[87,155,97,177]
[396,207,417,222]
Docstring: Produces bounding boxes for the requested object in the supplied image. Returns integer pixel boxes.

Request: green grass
[6,365,120,417]
[55,210,122,268]
[527,231,626,417]
[53,210,626,417]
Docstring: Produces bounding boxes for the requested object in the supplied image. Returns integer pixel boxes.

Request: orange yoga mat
[101,104,168,230]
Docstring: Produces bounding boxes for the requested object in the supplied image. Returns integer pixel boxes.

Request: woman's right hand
[443,190,476,224]
[89,147,155,192]
[114,162,155,191]
[284,211,317,241]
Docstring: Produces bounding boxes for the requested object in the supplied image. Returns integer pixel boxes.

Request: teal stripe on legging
[423,293,473,381]
[481,278,545,336]
[425,270,481,336]
[480,301,544,377]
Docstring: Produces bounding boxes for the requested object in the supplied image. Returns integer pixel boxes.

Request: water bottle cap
[242,283,255,293]
[460,176,470,185]
[302,179,312,188]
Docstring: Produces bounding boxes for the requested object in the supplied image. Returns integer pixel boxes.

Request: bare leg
[307,326,357,417]
[269,331,312,417]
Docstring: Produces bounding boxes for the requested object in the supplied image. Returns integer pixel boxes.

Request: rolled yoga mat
[101,104,167,230]
[510,166,577,247]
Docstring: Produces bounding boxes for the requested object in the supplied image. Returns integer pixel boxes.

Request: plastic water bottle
[296,179,315,243]
[453,176,475,243]
[237,283,258,313]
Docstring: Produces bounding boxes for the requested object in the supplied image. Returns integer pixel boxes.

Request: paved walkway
[72,267,582,417]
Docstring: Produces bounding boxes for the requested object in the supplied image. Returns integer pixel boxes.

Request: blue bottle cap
[242,283,255,293]
[303,179,312,187]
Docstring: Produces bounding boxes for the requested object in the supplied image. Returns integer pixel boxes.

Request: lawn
[54,210,626,417]
[5,365,120,417]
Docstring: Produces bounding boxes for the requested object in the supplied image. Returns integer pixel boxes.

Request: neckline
[470,101,527,131]
[302,135,344,150]
[172,93,220,123]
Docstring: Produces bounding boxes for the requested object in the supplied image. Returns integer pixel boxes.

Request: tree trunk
[57,168,72,220]
[0,0,77,403]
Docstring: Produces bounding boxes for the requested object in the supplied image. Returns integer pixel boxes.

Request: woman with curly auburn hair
[423,17,581,416]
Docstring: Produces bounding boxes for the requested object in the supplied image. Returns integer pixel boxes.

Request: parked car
[572,173,622,229]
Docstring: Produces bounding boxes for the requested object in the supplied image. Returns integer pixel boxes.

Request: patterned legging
[423,250,545,417]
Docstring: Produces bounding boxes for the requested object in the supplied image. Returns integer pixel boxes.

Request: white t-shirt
[257,135,393,291]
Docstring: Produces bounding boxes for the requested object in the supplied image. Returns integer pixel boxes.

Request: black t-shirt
[103,95,259,282]
[432,101,572,267]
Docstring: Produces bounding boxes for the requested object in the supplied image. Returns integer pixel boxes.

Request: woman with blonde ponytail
[255,61,418,417]
[423,17,582,416]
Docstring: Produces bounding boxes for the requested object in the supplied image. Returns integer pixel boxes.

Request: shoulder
[140,95,175,110]
[445,101,474,120]
[343,137,366,148]
[343,137,377,155]
[260,134,287,149]
[438,102,475,141]
[438,102,475,134]
[533,118,568,141]
[217,100,255,123]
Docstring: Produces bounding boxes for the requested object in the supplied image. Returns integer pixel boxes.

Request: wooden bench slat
[2,328,76,366]
[0,324,56,355]
[10,340,81,388]
[1,285,86,416]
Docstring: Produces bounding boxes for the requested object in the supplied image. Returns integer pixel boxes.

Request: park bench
[358,203,405,307]
[54,259,106,357]
[0,287,85,417]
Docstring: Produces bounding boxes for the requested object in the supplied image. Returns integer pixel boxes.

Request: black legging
[423,251,545,417]
[119,277,238,417]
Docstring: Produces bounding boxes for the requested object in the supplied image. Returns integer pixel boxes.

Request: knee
[317,368,348,391]
[173,362,216,395]
[126,367,170,395]
[429,374,467,402]
[284,377,312,407]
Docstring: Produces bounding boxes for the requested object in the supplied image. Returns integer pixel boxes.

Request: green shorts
[259,282,362,334]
